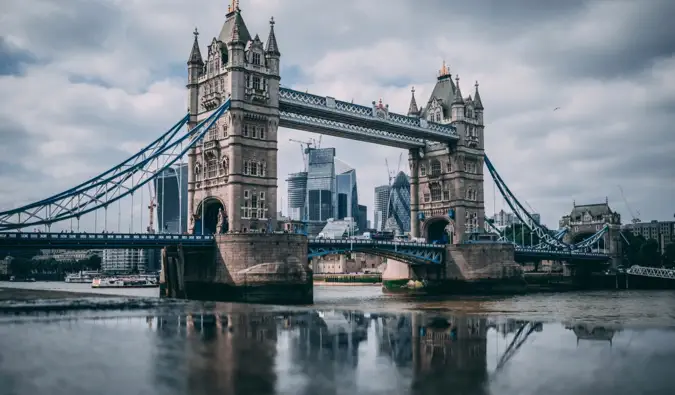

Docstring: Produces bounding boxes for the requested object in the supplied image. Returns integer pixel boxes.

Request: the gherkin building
[384,172,411,235]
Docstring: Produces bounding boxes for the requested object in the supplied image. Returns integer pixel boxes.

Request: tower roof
[421,60,457,117]
[219,5,251,44]
[452,75,464,105]
[188,28,204,65]
[407,87,419,116]
[265,17,280,55]
[473,81,484,109]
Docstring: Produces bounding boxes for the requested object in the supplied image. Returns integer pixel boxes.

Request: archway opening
[427,218,450,244]
[572,232,605,251]
[196,199,227,235]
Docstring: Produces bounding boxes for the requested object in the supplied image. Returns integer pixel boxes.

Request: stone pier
[382,243,524,294]
[161,233,313,304]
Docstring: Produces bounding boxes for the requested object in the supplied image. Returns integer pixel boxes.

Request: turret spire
[187,27,204,65]
[473,80,484,110]
[265,16,280,55]
[452,75,464,105]
[407,86,419,116]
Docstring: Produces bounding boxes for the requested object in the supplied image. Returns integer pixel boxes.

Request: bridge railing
[308,238,444,249]
[0,232,214,242]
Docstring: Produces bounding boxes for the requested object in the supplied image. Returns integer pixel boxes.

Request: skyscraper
[335,158,358,222]
[374,185,390,231]
[358,204,368,233]
[154,163,188,234]
[384,171,411,235]
[306,148,336,235]
[286,172,307,221]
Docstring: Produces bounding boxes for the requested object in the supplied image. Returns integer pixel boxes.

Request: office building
[286,172,307,221]
[373,185,390,231]
[383,171,411,235]
[624,220,675,253]
[154,163,188,233]
[335,159,359,222]
[358,204,368,234]
[102,249,148,274]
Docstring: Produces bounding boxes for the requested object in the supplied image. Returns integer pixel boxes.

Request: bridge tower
[559,200,623,267]
[186,4,280,235]
[407,62,485,243]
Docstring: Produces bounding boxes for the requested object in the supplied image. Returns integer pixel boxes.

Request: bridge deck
[0,232,215,249]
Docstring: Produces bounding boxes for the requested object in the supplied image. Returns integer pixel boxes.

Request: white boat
[65,271,99,283]
[92,276,159,288]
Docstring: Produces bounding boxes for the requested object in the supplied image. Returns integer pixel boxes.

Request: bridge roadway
[0,232,609,263]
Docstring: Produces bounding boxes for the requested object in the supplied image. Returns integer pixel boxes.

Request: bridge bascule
[0,4,616,280]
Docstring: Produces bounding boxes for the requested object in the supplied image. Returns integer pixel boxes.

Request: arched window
[206,153,217,179]
[430,159,441,176]
[430,184,442,202]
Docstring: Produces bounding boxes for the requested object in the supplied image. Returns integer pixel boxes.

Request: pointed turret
[187,28,204,66]
[219,1,251,45]
[473,81,484,110]
[265,16,280,56]
[407,86,419,116]
[452,75,464,105]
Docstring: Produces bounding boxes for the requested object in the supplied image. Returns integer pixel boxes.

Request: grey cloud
[0,37,37,76]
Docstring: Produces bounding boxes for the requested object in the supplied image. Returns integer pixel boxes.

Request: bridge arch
[194,197,227,235]
[423,216,451,244]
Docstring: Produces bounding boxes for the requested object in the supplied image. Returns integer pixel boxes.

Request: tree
[663,243,675,268]
[638,239,661,267]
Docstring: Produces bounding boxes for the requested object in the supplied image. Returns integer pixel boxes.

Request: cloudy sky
[1,0,674,231]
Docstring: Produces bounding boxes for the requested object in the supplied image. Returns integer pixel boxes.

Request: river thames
[1,282,675,395]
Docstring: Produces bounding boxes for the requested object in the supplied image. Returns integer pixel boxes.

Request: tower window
[443,190,450,201]
[252,53,261,65]
[446,161,452,172]
[243,124,249,137]
[423,193,430,203]
[251,127,258,139]
[250,162,258,176]
[206,154,217,178]
[430,184,442,202]
[244,190,249,199]
[430,160,441,176]
[260,191,265,200]
[244,161,250,175]
[222,123,228,137]
[420,165,427,177]
[259,127,265,140]
[253,76,261,90]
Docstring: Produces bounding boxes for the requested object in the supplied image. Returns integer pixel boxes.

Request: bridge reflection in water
[3,309,675,395]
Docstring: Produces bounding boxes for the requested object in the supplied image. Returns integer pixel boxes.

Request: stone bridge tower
[407,62,485,244]
[186,4,280,235]
[559,200,623,266]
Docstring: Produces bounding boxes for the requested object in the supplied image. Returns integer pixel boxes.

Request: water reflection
[2,308,675,395]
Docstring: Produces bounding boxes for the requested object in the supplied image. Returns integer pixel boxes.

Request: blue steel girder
[0,232,215,250]
[279,110,425,149]
[279,88,458,143]
[308,239,444,265]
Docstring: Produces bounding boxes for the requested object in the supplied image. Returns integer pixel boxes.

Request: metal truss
[626,265,675,280]
[279,110,425,148]
[483,217,568,248]
[0,232,215,249]
[308,239,445,265]
[279,87,458,141]
[0,101,231,230]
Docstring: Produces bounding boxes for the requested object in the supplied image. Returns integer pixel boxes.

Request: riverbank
[0,287,119,301]
[313,281,381,286]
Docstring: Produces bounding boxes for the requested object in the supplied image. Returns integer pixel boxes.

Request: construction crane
[385,152,404,186]
[147,183,157,233]
[617,185,641,224]
[288,138,315,171]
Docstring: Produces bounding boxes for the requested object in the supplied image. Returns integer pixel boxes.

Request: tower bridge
[0,3,617,303]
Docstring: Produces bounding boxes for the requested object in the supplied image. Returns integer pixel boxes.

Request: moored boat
[92,276,159,288]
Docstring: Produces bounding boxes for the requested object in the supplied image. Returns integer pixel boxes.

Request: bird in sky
[553,107,561,111]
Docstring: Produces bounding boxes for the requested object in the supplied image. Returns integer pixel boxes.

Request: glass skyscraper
[306,148,336,235]
[384,171,411,235]
[373,185,390,231]
[335,158,358,223]
[154,163,188,234]
[286,172,307,221]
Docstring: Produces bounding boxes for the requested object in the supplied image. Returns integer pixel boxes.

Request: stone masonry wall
[213,233,310,286]
[445,243,522,281]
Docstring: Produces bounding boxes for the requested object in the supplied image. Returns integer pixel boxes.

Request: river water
[1,282,675,394]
